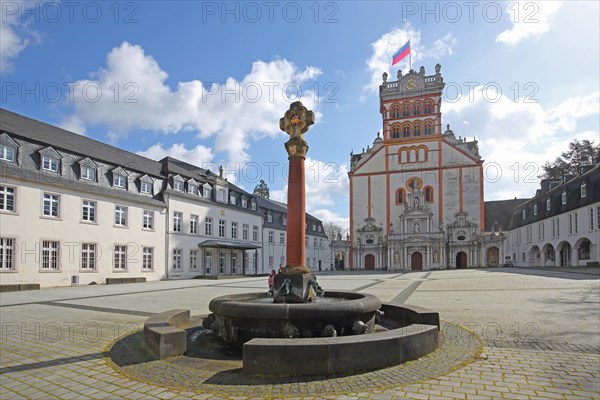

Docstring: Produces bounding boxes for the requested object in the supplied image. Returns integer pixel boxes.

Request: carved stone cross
[280,101,314,159]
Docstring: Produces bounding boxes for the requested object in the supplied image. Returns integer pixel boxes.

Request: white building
[507,166,600,267]
[0,108,331,289]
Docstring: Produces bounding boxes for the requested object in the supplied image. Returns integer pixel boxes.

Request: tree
[539,139,600,179]
[323,222,343,241]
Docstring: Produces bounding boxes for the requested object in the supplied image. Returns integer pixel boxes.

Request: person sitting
[267,270,276,296]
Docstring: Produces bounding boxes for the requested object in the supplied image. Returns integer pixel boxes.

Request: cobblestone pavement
[1,267,599,399]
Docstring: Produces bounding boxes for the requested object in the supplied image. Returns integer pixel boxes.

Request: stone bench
[243,303,439,376]
[0,283,41,293]
[143,309,190,359]
[106,277,146,284]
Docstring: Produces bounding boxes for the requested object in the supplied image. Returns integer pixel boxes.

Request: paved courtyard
[1,267,599,399]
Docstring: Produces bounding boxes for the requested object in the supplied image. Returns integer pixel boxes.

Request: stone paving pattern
[1,267,598,399]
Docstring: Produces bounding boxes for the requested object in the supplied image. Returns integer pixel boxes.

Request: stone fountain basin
[208,291,382,348]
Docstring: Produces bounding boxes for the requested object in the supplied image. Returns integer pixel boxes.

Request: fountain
[197,102,441,375]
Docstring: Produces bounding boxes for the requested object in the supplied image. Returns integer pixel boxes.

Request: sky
[1,0,599,231]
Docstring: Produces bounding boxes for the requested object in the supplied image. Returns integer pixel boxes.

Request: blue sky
[1,0,599,230]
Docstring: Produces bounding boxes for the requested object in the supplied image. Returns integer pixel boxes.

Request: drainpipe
[164,193,170,280]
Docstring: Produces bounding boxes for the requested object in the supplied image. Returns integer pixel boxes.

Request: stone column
[280,101,314,273]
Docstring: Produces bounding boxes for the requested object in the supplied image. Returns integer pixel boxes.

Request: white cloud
[496,1,563,45]
[365,25,457,92]
[311,209,350,234]
[0,0,39,72]
[443,88,599,199]
[137,142,214,167]
[64,42,323,163]
[270,157,349,218]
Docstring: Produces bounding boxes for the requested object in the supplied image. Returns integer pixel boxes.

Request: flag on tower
[392,40,410,65]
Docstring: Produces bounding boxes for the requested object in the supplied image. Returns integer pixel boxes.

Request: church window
[402,105,409,117]
[392,125,400,139]
[392,105,400,118]
[424,121,433,135]
[412,103,421,115]
[424,102,432,114]
[424,186,434,203]
[413,122,421,136]
[402,124,410,138]
[396,188,406,205]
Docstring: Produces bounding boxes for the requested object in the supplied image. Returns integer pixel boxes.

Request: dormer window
[141,181,152,194]
[581,182,587,198]
[113,174,126,189]
[42,155,59,172]
[283,216,287,226]
[203,183,212,198]
[546,198,551,211]
[188,183,198,195]
[251,201,256,210]
[217,189,226,202]
[561,190,567,205]
[173,179,184,192]
[229,194,237,205]
[241,198,247,208]
[0,144,15,162]
[267,214,273,223]
[533,204,538,216]
[81,165,96,181]
[522,209,526,220]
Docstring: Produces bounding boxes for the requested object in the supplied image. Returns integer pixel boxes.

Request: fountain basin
[207,291,382,348]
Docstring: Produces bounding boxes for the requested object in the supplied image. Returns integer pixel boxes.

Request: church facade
[348,64,504,270]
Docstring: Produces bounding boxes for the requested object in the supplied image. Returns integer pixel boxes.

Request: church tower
[349,64,486,271]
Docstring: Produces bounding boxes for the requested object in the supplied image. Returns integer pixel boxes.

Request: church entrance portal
[411,252,423,270]
[456,252,467,269]
[486,247,499,267]
[365,254,375,270]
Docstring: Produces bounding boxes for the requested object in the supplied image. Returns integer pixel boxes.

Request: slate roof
[483,198,528,232]
[508,164,600,230]
[0,108,163,177]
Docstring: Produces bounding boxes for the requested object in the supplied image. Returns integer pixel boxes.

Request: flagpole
[408,39,412,71]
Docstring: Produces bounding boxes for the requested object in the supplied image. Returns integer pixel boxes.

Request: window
[522,209,526,220]
[392,125,400,139]
[392,105,399,118]
[251,201,257,210]
[231,222,238,239]
[173,249,182,269]
[396,188,406,205]
[574,212,578,234]
[205,251,212,274]
[412,103,421,115]
[424,121,433,135]
[280,232,285,244]
[142,247,153,270]
[569,214,573,235]
[143,210,154,230]
[0,186,16,212]
[114,245,127,270]
[190,250,198,270]
[590,208,594,231]
[42,240,60,270]
[319,239,323,248]
[581,182,587,198]
[305,236,309,247]
[556,218,560,236]
[268,231,274,243]
[229,195,237,205]
[203,185,212,198]
[552,219,556,238]
[268,256,274,267]
[232,254,237,274]
[318,225,321,232]
[283,217,287,226]
[312,223,316,232]
[242,224,249,240]
[253,226,258,241]
[188,184,198,195]
[314,238,318,248]
[424,103,432,114]
[81,166,96,181]
[267,214,273,223]
[42,156,59,172]
[242,198,247,208]
[190,215,198,234]
[424,186,433,203]
[219,251,225,274]
[173,212,182,232]
[113,174,127,189]
[81,243,96,270]
[546,198,551,211]
[413,122,421,136]
[205,217,213,236]
[218,220,225,237]
[82,200,96,222]
[115,206,127,226]
[402,125,410,138]
[173,180,184,191]
[579,240,591,260]
[561,190,567,205]
[217,189,225,202]
[141,181,152,194]
[0,238,15,270]
[533,204,538,216]
[0,144,15,162]
[402,105,409,117]
[43,193,60,218]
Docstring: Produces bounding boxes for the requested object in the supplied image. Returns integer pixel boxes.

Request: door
[456,252,467,269]
[365,254,375,270]
[411,252,423,270]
